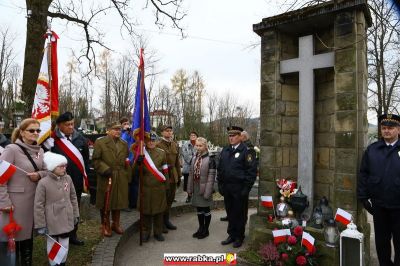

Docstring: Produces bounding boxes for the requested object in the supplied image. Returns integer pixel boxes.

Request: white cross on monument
[280,35,334,218]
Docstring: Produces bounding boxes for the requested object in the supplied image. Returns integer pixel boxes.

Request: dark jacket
[0,134,10,148]
[217,142,257,187]
[358,139,400,208]
[51,129,90,192]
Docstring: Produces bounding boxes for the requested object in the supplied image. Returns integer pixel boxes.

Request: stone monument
[250,0,371,265]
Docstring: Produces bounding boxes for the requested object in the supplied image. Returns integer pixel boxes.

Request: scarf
[193,153,202,181]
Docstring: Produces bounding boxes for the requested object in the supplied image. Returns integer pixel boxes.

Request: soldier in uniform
[136,132,169,242]
[157,125,181,231]
[51,111,89,245]
[93,122,131,237]
[217,126,257,248]
[358,114,400,266]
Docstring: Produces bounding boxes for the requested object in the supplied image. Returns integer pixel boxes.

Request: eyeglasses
[57,165,67,169]
[26,129,41,133]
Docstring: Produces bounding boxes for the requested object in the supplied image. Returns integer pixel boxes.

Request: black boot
[70,224,84,246]
[193,212,204,238]
[164,213,177,230]
[19,238,33,266]
[198,213,211,239]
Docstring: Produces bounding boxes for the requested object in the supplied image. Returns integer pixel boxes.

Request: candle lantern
[324,218,339,247]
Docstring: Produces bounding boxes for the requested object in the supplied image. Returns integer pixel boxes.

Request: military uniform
[136,147,169,238]
[157,135,181,230]
[218,141,257,245]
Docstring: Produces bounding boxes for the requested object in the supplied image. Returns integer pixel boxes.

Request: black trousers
[373,205,400,266]
[224,183,248,240]
[183,173,189,192]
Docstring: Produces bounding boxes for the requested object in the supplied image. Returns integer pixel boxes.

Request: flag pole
[139,48,145,246]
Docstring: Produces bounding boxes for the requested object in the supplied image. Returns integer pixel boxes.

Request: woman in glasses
[0,118,45,265]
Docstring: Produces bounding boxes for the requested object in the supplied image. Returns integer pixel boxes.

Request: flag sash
[143,148,166,182]
[0,160,17,185]
[52,133,88,190]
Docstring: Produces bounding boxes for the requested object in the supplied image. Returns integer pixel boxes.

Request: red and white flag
[261,196,274,208]
[0,160,17,185]
[301,231,315,252]
[47,236,67,264]
[335,208,352,225]
[272,229,291,244]
[31,30,59,145]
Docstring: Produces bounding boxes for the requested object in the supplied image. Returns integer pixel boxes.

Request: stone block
[261,62,277,82]
[335,111,357,132]
[276,100,285,115]
[334,189,356,211]
[330,148,335,169]
[335,148,357,173]
[316,147,330,169]
[281,134,292,146]
[335,48,356,72]
[336,11,354,25]
[282,147,290,166]
[263,132,280,146]
[260,99,276,115]
[315,115,334,132]
[281,116,298,133]
[315,183,332,201]
[285,101,299,116]
[260,82,275,100]
[276,147,282,167]
[315,133,335,147]
[260,115,275,132]
[289,147,298,167]
[335,173,356,190]
[258,180,277,195]
[262,48,277,62]
[335,132,356,148]
[260,146,276,167]
[315,169,335,184]
[336,92,356,111]
[280,167,297,178]
[292,134,298,146]
[335,72,356,93]
[259,167,277,182]
[281,84,299,101]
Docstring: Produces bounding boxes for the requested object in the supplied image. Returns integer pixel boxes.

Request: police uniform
[358,114,400,266]
[217,126,257,248]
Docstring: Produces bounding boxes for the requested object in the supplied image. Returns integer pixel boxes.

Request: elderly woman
[187,137,216,239]
[0,118,45,266]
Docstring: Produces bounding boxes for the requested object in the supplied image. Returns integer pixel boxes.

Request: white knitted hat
[43,152,68,171]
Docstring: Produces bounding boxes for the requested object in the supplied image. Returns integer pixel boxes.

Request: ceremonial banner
[32,31,59,144]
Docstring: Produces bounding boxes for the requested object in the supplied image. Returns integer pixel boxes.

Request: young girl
[187,137,216,239]
[34,152,79,266]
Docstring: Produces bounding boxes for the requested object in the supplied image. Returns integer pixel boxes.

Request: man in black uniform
[217,126,257,248]
[52,112,90,245]
[358,114,400,266]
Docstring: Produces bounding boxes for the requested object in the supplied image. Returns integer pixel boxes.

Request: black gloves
[137,155,145,165]
[103,168,112,177]
[362,199,373,215]
[218,183,225,196]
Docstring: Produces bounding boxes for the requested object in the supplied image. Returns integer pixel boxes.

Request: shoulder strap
[15,143,39,171]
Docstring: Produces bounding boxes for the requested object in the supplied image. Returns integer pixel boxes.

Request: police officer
[218,126,257,248]
[52,112,90,246]
[358,114,400,266]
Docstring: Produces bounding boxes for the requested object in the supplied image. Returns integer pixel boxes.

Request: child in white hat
[34,152,79,266]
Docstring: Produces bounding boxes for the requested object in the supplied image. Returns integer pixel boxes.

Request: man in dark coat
[217,126,257,248]
[358,113,400,266]
[52,111,90,245]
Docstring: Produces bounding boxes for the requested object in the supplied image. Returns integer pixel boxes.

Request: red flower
[293,226,303,237]
[288,235,297,245]
[296,255,307,265]
[281,253,289,261]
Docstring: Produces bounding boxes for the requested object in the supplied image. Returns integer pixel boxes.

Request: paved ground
[114,208,256,266]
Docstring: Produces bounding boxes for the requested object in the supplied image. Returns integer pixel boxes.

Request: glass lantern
[276,196,289,219]
[312,206,323,229]
[324,218,339,247]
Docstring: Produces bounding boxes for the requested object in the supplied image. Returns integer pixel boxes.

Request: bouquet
[276,178,297,198]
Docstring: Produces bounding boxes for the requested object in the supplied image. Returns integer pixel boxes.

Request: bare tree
[21,0,186,114]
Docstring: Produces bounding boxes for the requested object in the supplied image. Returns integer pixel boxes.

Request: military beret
[379,114,400,127]
[160,125,172,131]
[227,125,244,135]
[56,112,74,124]
[107,121,122,130]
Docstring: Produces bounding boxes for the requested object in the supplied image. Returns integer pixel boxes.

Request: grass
[238,248,264,265]
[32,219,102,266]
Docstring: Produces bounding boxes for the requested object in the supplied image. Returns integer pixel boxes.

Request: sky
[0,0,281,118]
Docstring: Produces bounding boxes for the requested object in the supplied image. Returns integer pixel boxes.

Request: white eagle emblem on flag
[32,81,50,117]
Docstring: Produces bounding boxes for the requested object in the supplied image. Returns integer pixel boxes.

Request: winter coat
[136,147,169,215]
[358,139,400,208]
[0,139,45,241]
[181,141,196,174]
[34,172,79,236]
[187,152,216,207]
[93,135,131,210]
[157,138,181,183]
[51,128,90,193]
[0,134,10,149]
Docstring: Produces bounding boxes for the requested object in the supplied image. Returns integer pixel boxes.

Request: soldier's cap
[160,125,173,131]
[379,114,400,127]
[56,112,74,124]
[227,126,243,135]
[107,121,122,130]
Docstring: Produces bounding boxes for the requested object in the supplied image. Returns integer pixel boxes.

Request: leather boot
[19,238,33,266]
[164,213,177,230]
[101,210,112,237]
[111,210,124,234]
